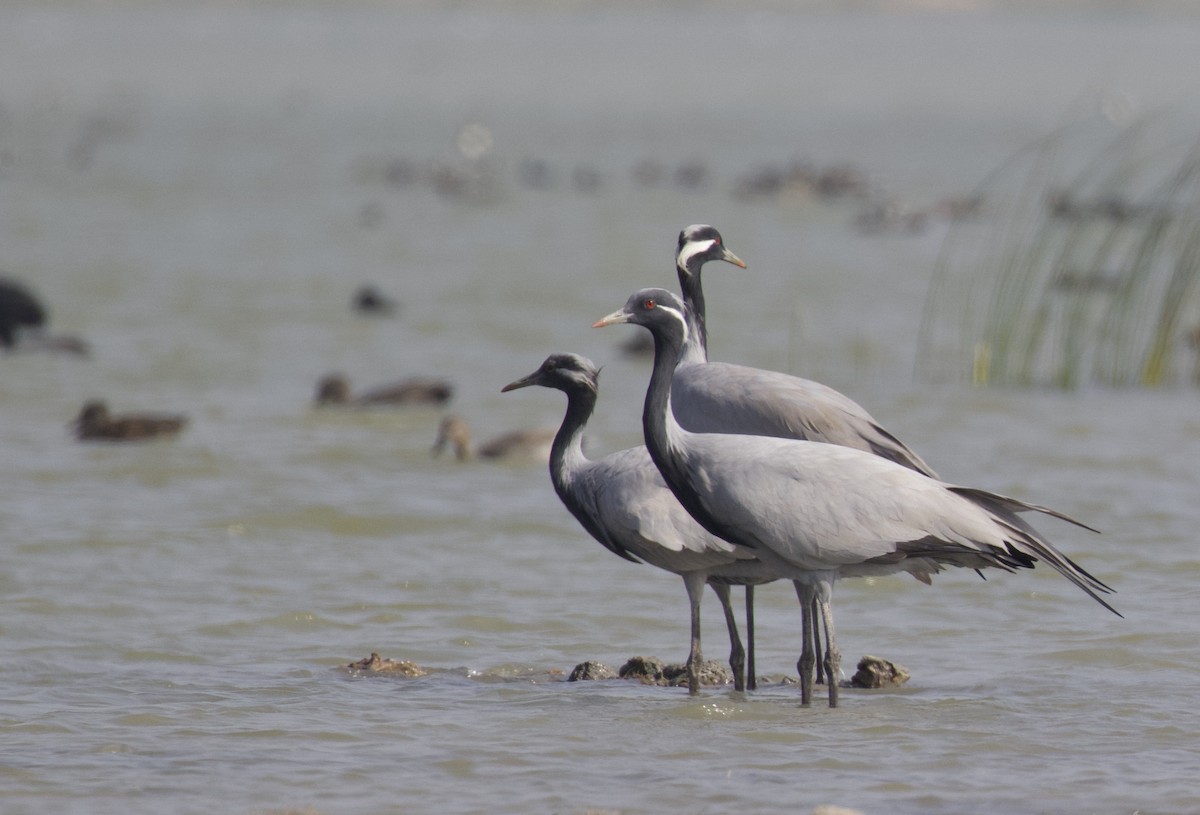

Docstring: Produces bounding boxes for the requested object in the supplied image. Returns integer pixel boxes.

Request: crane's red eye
[642,298,656,309]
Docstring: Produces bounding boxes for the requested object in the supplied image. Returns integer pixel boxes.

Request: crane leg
[709,581,745,691]
[793,581,816,706]
[683,572,706,695]
[817,591,840,708]
[811,596,824,686]
[745,585,757,691]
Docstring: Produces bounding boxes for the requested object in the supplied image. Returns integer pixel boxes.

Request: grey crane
[671,225,935,474]
[672,224,938,689]
[595,288,1119,707]
[502,352,775,694]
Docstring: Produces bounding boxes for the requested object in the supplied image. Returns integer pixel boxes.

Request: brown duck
[314,373,453,407]
[73,400,188,442]
[430,415,554,462]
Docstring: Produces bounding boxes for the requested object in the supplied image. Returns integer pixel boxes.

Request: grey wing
[692,436,1116,611]
[692,438,1038,567]
[944,485,1116,613]
[672,361,937,477]
[947,485,1098,532]
[690,438,944,569]
[578,447,754,573]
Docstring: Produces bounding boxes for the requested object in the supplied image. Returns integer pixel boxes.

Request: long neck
[548,385,595,502]
[644,324,751,549]
[676,262,709,364]
[643,325,681,473]
[641,321,724,539]
[548,383,637,560]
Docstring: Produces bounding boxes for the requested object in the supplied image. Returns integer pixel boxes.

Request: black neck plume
[676,262,708,356]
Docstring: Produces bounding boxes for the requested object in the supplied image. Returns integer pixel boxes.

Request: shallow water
[3,3,1200,814]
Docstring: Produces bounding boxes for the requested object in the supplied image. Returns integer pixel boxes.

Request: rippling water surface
[3,3,1200,814]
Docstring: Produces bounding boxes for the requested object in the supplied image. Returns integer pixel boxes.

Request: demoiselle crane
[672,224,938,689]
[502,352,775,694]
[595,288,1119,707]
[671,225,934,473]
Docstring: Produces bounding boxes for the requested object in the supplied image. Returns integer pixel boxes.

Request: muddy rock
[568,661,617,681]
[618,656,666,684]
[615,656,733,687]
[663,660,733,688]
[849,655,910,688]
[345,652,427,677]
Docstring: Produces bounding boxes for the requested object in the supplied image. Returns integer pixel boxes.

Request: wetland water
[2,4,1199,813]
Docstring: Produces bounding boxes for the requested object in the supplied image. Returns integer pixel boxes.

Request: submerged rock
[345,652,427,677]
[663,660,733,688]
[568,661,617,682]
[616,656,733,687]
[849,655,910,689]
[618,656,666,684]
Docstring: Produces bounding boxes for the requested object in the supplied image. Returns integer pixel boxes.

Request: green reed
[917,114,1200,389]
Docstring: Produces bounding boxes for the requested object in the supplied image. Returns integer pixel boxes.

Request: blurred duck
[0,276,89,356]
[73,400,187,442]
[431,415,555,463]
[352,284,399,316]
[314,373,453,407]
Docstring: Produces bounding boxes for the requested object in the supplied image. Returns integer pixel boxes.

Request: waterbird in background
[0,277,43,349]
[73,400,188,442]
[595,288,1119,707]
[672,224,938,689]
[431,414,556,463]
[0,276,89,355]
[352,284,399,316]
[502,352,776,694]
[314,373,453,407]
